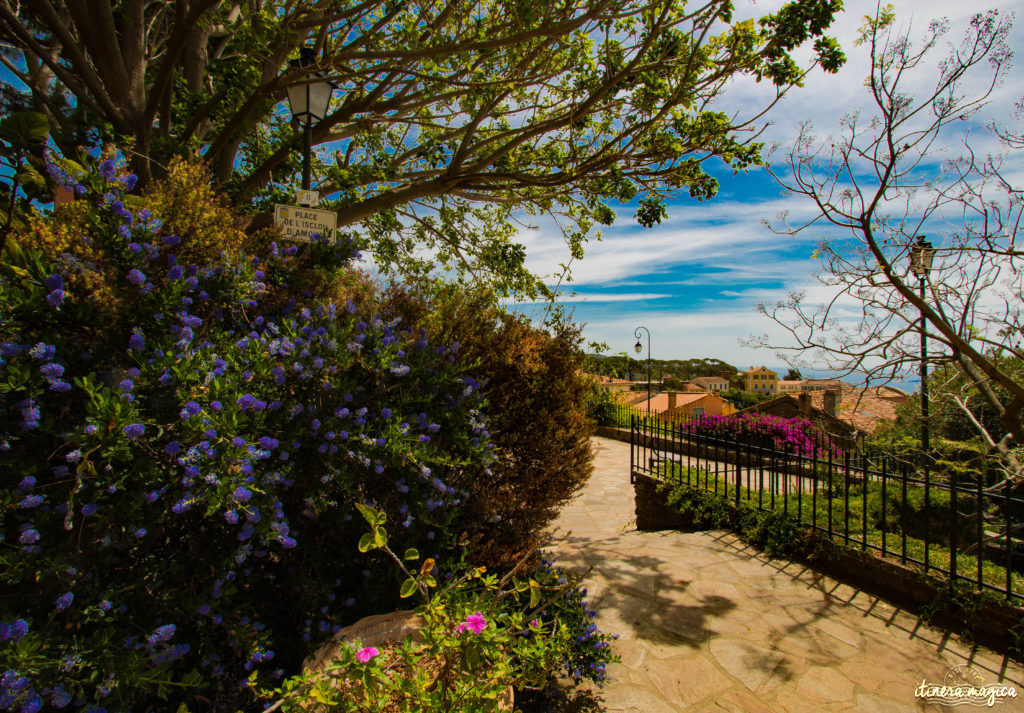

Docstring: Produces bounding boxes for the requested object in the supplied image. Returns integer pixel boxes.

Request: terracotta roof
[688,376,729,387]
[631,392,716,414]
[777,380,803,387]
[808,386,909,434]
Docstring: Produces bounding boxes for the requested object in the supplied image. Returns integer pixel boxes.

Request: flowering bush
[682,412,840,457]
[381,284,594,568]
[0,159,497,710]
[263,506,617,712]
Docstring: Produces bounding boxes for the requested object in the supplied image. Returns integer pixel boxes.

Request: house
[777,379,804,393]
[735,392,856,439]
[742,366,778,394]
[685,376,730,393]
[584,373,635,393]
[808,385,909,434]
[737,385,910,437]
[629,391,734,419]
[801,378,844,392]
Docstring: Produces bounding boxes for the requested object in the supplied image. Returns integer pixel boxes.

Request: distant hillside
[584,354,737,381]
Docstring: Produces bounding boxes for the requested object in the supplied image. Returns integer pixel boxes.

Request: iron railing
[630,414,1024,603]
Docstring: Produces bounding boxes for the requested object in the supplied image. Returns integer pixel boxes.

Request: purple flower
[55,592,74,611]
[81,504,97,516]
[98,159,116,179]
[18,476,35,491]
[232,487,252,503]
[18,495,43,508]
[18,529,40,544]
[127,269,146,285]
[40,362,64,378]
[11,619,28,641]
[123,423,145,439]
[65,449,83,463]
[46,289,65,307]
[180,401,202,419]
[164,441,181,454]
[128,333,145,351]
[147,624,176,647]
[44,274,63,291]
[168,265,183,280]
[119,378,134,393]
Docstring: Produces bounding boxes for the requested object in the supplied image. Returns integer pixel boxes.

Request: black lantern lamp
[286,47,335,190]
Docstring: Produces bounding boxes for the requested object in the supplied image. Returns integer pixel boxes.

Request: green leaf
[399,578,417,598]
[373,527,388,548]
[354,502,379,525]
[403,547,420,561]
[0,112,49,148]
[529,582,541,608]
[357,532,376,552]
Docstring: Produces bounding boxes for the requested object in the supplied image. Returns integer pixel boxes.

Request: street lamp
[285,47,335,190]
[634,326,651,415]
[910,236,935,459]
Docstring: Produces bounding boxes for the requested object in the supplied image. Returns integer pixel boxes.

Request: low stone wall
[633,472,1024,658]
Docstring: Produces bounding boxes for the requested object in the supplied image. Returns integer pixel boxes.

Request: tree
[0,0,844,293]
[758,8,1024,496]
[784,367,801,381]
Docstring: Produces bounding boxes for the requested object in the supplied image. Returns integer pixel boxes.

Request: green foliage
[0,111,53,246]
[719,388,773,409]
[7,0,844,297]
[263,507,617,712]
[382,282,595,568]
[584,353,737,381]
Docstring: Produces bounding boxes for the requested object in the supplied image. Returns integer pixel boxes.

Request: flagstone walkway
[546,437,1024,713]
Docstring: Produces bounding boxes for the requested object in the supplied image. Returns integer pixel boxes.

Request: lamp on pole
[910,236,935,459]
[634,326,651,415]
[285,47,335,191]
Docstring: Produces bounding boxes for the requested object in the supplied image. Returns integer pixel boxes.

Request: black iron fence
[630,414,1024,604]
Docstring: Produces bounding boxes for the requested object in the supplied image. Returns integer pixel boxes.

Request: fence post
[950,467,958,581]
[630,414,635,484]
[735,424,742,506]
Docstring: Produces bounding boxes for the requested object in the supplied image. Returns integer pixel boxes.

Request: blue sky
[506,0,1024,385]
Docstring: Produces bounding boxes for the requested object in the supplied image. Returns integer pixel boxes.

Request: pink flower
[355,646,379,663]
[456,611,487,635]
[530,619,539,628]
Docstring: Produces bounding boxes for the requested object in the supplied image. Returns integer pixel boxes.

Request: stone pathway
[547,437,1024,713]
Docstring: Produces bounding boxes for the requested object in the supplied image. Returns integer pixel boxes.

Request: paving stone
[708,637,790,693]
[598,682,681,713]
[796,665,856,702]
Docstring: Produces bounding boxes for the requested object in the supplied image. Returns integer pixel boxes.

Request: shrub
[263,507,617,711]
[682,411,839,457]
[381,283,595,568]
[0,159,498,711]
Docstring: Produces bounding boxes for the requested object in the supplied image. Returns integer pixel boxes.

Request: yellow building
[742,366,778,394]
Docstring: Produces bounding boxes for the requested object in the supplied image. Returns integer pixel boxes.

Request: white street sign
[274,204,338,243]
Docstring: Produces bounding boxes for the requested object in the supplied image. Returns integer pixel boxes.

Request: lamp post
[285,47,335,190]
[910,236,935,459]
[634,326,651,415]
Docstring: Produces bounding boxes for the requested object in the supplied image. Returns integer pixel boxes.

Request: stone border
[632,471,1024,660]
